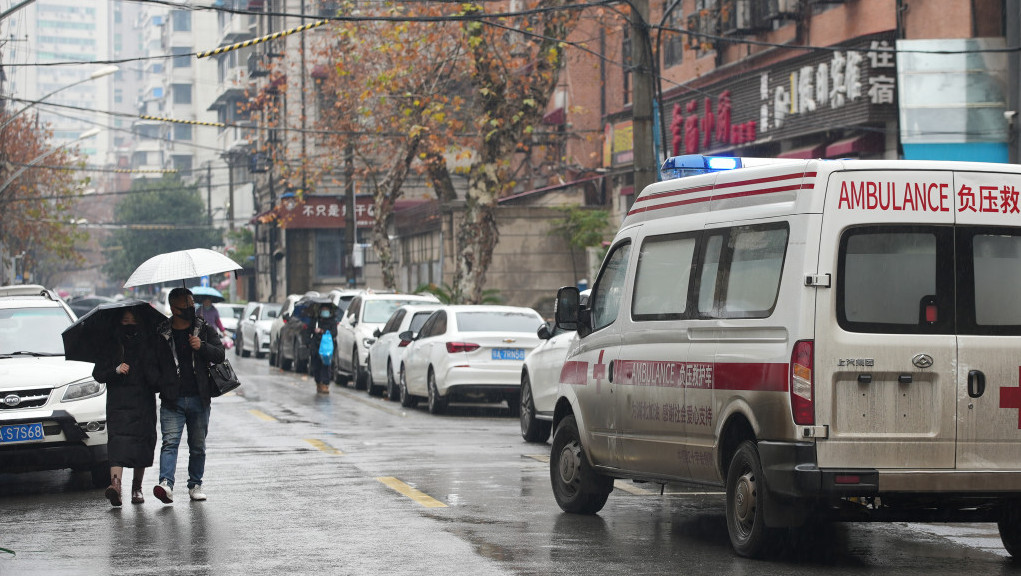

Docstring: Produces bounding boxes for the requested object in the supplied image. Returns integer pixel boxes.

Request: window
[315,228,344,279]
[696,223,789,319]
[632,234,696,320]
[173,124,193,141]
[381,310,406,334]
[172,10,191,32]
[590,242,631,331]
[172,155,192,173]
[838,226,953,334]
[455,311,542,332]
[172,46,191,68]
[724,227,788,315]
[661,0,683,68]
[419,311,447,338]
[409,312,433,333]
[172,84,192,104]
[958,228,1021,335]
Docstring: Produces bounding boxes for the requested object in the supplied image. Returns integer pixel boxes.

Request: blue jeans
[159,396,211,490]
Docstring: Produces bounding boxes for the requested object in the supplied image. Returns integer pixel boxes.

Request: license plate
[0,422,44,445]
[492,348,525,361]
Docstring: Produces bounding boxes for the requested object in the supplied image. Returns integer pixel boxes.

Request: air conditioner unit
[698,9,718,46]
[762,0,800,20]
[724,0,768,35]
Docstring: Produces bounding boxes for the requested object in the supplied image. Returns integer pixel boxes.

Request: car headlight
[62,378,105,402]
[361,337,375,349]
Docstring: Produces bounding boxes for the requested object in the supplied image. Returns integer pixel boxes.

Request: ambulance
[550,155,1021,558]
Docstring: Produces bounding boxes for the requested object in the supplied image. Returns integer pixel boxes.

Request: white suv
[334,292,439,388]
[0,285,109,486]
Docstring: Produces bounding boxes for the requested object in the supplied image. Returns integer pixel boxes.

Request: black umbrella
[61,299,167,363]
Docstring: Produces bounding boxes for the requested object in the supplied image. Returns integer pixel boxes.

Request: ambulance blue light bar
[659,155,742,181]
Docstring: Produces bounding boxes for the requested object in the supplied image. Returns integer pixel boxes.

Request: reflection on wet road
[0,355,1016,575]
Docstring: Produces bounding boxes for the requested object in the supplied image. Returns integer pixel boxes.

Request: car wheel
[352,348,366,390]
[255,337,265,359]
[365,358,382,397]
[726,440,782,558]
[269,340,278,366]
[427,369,446,415]
[294,338,309,372]
[399,365,417,408]
[520,373,552,443]
[90,462,110,489]
[386,361,400,402]
[240,334,251,358]
[235,334,242,356]
[1000,504,1021,557]
[550,415,612,514]
[280,340,293,371]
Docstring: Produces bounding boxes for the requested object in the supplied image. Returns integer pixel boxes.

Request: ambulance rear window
[837,226,954,334]
[963,231,1021,333]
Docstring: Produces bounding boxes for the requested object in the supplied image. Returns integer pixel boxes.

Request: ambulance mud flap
[756,441,817,527]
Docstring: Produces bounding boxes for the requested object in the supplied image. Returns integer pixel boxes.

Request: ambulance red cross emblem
[1000,369,1021,429]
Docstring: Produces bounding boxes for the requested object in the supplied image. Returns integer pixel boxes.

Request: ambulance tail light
[790,340,814,426]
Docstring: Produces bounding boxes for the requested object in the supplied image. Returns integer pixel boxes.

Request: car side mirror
[536,323,551,340]
[282,312,291,321]
[397,330,414,347]
[373,328,382,338]
[249,314,257,321]
[554,287,580,332]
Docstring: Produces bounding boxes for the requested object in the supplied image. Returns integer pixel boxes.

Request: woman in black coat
[92,307,159,506]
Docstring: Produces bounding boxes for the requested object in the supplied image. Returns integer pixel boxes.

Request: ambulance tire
[550,415,612,514]
[726,441,782,558]
[998,503,1021,557]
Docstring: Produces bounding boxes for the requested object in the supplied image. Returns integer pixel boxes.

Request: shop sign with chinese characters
[665,33,898,156]
[275,195,375,229]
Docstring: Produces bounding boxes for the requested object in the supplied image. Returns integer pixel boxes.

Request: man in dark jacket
[152,287,224,504]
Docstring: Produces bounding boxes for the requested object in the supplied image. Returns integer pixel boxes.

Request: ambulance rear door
[814,169,957,469]
[953,170,1021,472]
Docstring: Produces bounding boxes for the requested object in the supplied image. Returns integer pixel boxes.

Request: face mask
[119,324,141,342]
[320,310,332,318]
[179,306,196,322]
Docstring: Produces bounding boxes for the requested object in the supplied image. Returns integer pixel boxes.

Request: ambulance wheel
[520,374,551,443]
[726,441,781,558]
[550,415,612,514]
[998,503,1021,557]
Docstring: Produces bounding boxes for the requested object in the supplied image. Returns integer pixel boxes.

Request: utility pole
[631,0,658,199]
[227,152,235,231]
[206,163,213,226]
[345,144,356,287]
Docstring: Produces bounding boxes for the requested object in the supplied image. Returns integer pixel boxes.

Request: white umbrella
[123,248,242,288]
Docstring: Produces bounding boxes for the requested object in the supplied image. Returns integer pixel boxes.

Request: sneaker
[154,481,173,504]
[131,489,145,504]
[189,486,207,501]
[104,485,122,507]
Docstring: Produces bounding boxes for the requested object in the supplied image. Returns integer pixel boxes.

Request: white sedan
[364,304,440,399]
[398,305,545,415]
[519,323,577,443]
[237,302,282,358]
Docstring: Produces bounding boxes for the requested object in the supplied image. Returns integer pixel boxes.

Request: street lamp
[0,65,118,131]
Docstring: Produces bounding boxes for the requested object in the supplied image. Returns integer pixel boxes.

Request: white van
[551,155,1021,558]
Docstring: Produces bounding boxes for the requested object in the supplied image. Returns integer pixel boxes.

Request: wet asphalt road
[2,355,1020,575]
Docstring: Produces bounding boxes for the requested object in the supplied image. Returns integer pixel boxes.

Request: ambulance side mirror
[554,287,582,334]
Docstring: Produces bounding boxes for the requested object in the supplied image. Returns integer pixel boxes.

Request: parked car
[334,292,440,389]
[398,305,545,414]
[236,302,281,358]
[215,302,245,340]
[0,285,109,487]
[329,288,362,317]
[268,292,318,368]
[365,304,441,398]
[278,295,334,373]
[66,295,115,319]
[149,287,173,317]
[519,290,588,443]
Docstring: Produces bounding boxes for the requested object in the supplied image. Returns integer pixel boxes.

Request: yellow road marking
[525,454,550,463]
[377,477,447,508]
[304,439,342,455]
[249,409,277,422]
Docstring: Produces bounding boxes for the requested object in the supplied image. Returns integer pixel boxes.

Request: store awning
[778,144,825,159]
[825,132,885,158]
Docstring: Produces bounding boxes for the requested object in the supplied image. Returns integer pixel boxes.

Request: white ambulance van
[551,155,1021,558]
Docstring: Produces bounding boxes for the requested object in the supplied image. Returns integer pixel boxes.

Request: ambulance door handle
[968,370,986,399]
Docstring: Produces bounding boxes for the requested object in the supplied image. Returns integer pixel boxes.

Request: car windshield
[454,311,542,333]
[216,303,243,320]
[261,304,282,320]
[363,300,425,323]
[0,307,71,355]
